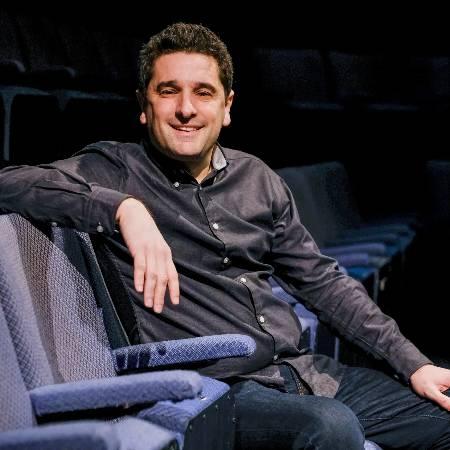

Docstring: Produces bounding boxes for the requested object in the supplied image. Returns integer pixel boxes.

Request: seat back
[276,164,339,246]
[277,162,363,245]
[253,48,330,104]
[50,224,130,349]
[0,213,116,389]
[0,303,35,432]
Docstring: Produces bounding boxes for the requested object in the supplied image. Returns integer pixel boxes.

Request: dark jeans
[231,364,450,449]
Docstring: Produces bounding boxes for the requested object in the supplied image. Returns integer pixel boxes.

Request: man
[1,23,450,449]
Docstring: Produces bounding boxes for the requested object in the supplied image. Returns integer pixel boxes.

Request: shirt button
[258,315,265,324]
[273,354,279,361]
[239,277,247,283]
[223,257,230,265]
[96,224,104,233]
[174,181,180,188]
[212,223,219,230]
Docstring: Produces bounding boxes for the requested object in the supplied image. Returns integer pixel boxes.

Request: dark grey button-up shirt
[0,140,431,397]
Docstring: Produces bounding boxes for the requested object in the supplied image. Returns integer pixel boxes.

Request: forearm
[277,260,432,382]
[272,180,431,382]
[0,160,128,235]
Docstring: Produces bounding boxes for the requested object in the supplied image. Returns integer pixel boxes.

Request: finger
[167,262,180,305]
[153,273,168,313]
[424,386,450,411]
[143,265,156,309]
[133,253,146,293]
[432,391,450,411]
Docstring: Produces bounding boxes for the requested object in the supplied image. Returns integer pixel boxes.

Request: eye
[159,88,177,95]
[197,90,213,97]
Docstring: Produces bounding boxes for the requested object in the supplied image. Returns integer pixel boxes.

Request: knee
[302,400,364,449]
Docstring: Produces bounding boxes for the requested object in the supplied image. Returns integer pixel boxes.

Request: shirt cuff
[389,339,433,383]
[87,186,131,235]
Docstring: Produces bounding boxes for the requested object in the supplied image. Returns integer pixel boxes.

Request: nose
[175,92,197,122]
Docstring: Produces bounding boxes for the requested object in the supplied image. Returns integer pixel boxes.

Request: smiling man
[1,23,450,450]
[138,51,233,181]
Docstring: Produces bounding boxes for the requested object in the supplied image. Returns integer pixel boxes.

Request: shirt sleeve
[0,142,131,235]
[270,175,432,382]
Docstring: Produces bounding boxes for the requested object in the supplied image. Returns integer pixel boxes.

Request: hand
[115,198,179,313]
[410,364,450,410]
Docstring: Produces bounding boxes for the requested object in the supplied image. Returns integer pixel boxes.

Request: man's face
[140,52,234,163]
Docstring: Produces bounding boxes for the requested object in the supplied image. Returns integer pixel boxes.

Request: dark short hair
[138,23,233,97]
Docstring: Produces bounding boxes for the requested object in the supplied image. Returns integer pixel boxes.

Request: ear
[139,111,148,125]
[136,90,149,125]
[222,90,234,127]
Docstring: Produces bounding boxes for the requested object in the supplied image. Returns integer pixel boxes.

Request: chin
[170,146,206,160]
[172,152,204,162]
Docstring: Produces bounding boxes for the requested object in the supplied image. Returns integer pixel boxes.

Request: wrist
[116,198,144,222]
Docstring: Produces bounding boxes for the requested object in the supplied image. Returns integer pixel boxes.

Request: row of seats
[0,213,255,449]
[0,213,381,449]
[0,9,143,93]
[0,87,140,165]
[0,8,143,165]
[252,48,449,112]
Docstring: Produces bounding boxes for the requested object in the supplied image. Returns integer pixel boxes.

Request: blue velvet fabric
[111,417,178,450]
[0,418,178,450]
[113,334,256,374]
[322,242,387,256]
[137,377,229,433]
[30,370,202,416]
[332,252,371,267]
[0,421,119,450]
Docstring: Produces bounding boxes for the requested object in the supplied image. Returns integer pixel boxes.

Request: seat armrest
[332,252,370,268]
[0,418,177,450]
[327,232,400,246]
[0,421,117,450]
[321,242,387,256]
[30,370,201,416]
[113,334,256,374]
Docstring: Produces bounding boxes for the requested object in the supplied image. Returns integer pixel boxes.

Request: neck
[184,156,212,183]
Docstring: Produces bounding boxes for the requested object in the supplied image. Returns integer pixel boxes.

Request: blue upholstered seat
[0,213,255,450]
[0,299,178,450]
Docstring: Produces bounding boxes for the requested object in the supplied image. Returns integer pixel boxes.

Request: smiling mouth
[170,125,203,133]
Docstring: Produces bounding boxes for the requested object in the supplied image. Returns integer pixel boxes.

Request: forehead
[151,52,221,85]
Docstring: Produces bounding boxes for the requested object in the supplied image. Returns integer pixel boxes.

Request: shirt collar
[211,144,228,171]
[142,138,228,183]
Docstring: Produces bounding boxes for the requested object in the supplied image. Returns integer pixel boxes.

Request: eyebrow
[155,80,218,93]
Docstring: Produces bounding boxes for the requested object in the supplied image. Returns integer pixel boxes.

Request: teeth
[174,126,198,131]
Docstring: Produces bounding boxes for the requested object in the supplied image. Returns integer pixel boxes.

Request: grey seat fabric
[0,214,236,450]
[48,220,238,450]
[0,295,178,450]
[0,300,35,432]
[0,213,116,386]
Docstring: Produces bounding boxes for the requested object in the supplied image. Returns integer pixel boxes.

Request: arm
[269,176,432,385]
[115,198,179,312]
[0,142,179,312]
[0,145,128,234]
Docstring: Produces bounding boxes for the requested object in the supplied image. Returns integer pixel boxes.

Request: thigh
[335,366,450,449]
[231,379,364,450]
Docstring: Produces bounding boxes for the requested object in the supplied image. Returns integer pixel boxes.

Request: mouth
[170,124,203,133]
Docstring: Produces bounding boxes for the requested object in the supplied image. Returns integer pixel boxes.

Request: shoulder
[221,146,291,213]
[81,141,144,157]
[221,146,285,186]
[75,141,146,167]
[222,146,279,176]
